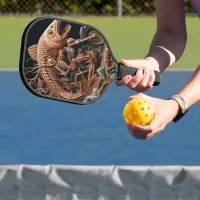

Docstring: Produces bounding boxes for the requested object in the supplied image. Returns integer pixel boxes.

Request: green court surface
[0,16,199,69]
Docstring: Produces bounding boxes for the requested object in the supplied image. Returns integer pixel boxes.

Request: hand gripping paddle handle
[116,63,161,86]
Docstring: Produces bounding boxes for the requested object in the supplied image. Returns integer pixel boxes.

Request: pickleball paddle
[19,16,161,105]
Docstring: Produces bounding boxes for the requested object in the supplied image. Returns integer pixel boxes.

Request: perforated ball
[123,98,155,126]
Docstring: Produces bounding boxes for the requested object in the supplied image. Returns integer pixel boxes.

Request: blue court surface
[0,70,199,165]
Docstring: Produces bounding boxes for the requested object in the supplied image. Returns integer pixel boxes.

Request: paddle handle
[116,63,160,86]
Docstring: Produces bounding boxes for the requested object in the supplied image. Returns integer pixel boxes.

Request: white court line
[166,68,194,71]
[0,68,19,71]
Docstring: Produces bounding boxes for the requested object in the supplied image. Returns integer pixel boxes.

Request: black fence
[0,0,195,16]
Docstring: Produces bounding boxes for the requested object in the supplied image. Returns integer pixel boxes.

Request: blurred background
[0,1,200,165]
[0,0,196,16]
[0,0,200,69]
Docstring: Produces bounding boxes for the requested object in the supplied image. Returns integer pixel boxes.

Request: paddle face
[19,17,118,105]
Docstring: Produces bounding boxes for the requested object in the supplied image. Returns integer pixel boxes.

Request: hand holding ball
[123,98,155,126]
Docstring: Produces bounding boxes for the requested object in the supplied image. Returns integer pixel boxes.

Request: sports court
[0,69,199,165]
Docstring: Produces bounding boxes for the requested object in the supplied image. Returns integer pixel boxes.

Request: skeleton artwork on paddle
[24,20,116,104]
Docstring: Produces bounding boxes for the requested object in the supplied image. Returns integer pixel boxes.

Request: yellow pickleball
[123,98,155,126]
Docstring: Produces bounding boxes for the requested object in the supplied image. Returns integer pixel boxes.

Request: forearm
[176,65,200,107]
[144,0,187,73]
[145,31,187,73]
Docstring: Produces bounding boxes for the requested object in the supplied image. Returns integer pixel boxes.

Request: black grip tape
[116,63,160,86]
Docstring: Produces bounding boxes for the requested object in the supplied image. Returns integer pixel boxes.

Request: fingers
[146,129,159,139]
[115,69,144,88]
[127,124,148,140]
[129,92,145,100]
[115,75,132,86]
[127,69,143,89]
[115,59,145,88]
[138,68,150,87]
[135,68,152,92]
[127,118,164,140]
[120,59,146,68]
[115,65,155,92]
[147,70,156,88]
[128,124,157,140]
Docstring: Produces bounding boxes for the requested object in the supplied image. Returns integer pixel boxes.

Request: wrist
[168,95,189,122]
[145,46,176,72]
[168,99,181,119]
[144,56,160,72]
